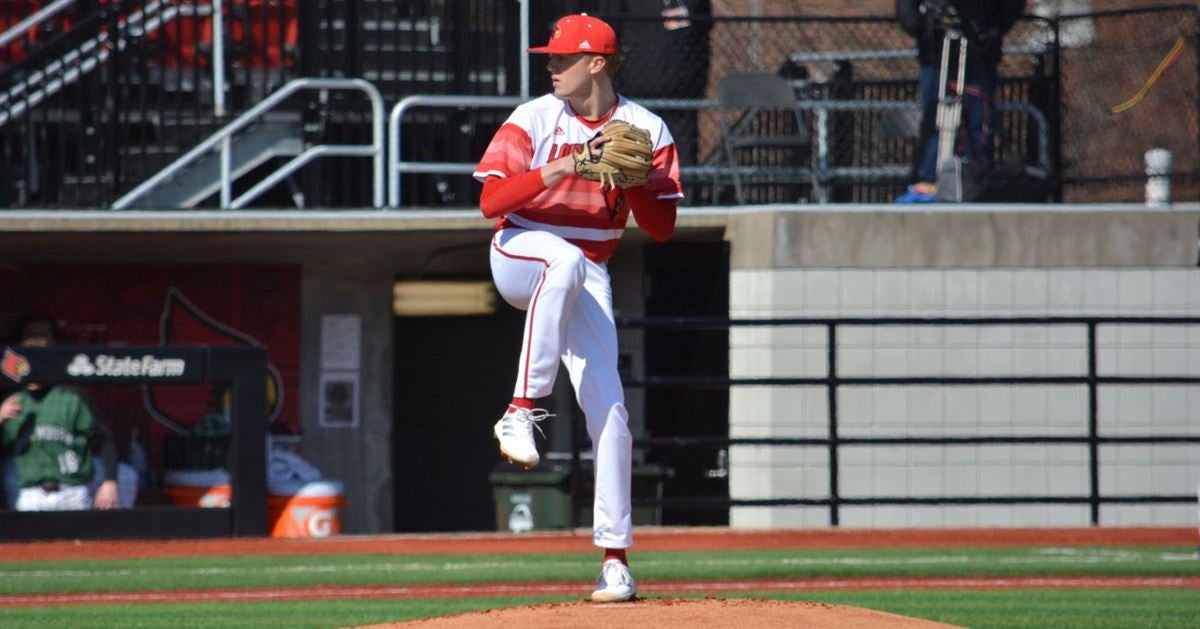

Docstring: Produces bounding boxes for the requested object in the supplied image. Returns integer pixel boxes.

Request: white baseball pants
[16,483,91,511]
[490,228,634,549]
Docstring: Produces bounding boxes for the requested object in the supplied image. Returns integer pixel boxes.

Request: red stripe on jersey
[516,206,629,230]
[646,144,683,199]
[493,219,620,264]
[566,238,620,263]
[477,123,535,177]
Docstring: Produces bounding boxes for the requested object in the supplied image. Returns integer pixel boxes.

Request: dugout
[0,345,267,540]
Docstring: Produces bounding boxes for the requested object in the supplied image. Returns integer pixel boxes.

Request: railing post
[212,0,226,118]
[816,108,829,204]
[827,323,840,526]
[107,3,123,202]
[518,0,530,99]
[215,0,230,209]
[1087,321,1100,525]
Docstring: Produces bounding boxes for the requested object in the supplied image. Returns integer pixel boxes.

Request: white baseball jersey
[474,93,683,263]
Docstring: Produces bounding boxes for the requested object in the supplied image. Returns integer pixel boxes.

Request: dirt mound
[352,597,964,629]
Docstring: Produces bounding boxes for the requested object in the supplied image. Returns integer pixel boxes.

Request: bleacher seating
[1,1,48,66]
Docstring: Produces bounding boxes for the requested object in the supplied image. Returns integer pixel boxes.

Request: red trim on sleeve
[476,123,535,181]
[646,143,683,199]
[625,185,676,242]
[480,171,548,219]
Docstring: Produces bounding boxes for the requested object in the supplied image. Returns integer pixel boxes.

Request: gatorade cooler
[267,480,346,538]
[162,483,232,508]
[162,470,233,508]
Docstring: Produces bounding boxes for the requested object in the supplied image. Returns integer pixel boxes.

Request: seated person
[0,315,119,511]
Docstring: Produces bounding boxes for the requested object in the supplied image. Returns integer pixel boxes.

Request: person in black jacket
[595,1,711,172]
[895,0,1025,202]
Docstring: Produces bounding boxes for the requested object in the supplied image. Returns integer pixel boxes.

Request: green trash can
[489,460,672,533]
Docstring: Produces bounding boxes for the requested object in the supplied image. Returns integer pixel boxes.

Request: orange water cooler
[163,474,345,538]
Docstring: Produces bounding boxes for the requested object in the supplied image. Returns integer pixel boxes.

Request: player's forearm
[539,156,576,188]
[480,158,578,218]
[480,169,547,218]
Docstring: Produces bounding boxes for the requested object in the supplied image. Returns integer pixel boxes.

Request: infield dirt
[353,597,965,629]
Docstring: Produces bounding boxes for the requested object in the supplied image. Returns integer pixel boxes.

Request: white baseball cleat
[590,559,637,603]
[493,407,550,468]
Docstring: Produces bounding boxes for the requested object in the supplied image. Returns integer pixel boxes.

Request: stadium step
[122,111,304,209]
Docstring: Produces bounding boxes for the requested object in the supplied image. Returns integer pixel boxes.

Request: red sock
[510,397,536,410]
[603,548,627,565]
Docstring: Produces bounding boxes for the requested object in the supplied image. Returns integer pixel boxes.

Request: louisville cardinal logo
[143,287,284,433]
[1,348,30,383]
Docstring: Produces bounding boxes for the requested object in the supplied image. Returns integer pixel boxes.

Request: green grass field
[0,545,1197,628]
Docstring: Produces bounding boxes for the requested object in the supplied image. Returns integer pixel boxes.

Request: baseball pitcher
[473,13,682,603]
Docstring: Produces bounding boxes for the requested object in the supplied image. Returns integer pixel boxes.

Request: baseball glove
[573,120,654,189]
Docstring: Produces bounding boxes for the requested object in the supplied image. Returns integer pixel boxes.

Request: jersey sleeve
[479,169,548,219]
[474,121,535,182]
[646,124,684,200]
[627,185,676,242]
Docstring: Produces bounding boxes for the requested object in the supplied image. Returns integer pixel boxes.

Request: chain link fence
[379,2,1195,207]
[1,1,1196,207]
[375,5,1061,206]
[1056,5,1198,202]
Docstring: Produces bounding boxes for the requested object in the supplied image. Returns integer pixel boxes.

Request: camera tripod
[934,26,969,202]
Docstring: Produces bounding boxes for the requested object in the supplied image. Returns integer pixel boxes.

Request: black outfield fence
[574,315,1200,528]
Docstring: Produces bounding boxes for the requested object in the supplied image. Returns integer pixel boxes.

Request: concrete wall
[299,256,396,533]
[725,206,1200,528]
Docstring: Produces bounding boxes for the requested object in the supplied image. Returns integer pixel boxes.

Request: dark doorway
[643,241,730,525]
[392,298,525,532]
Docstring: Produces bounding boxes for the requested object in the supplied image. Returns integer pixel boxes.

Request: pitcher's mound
[354,597,964,629]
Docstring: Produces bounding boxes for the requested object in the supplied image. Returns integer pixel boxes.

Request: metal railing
[113,77,386,209]
[387,94,520,208]
[0,0,203,128]
[387,94,1048,207]
[596,315,1200,527]
[0,0,77,50]
[786,44,1056,65]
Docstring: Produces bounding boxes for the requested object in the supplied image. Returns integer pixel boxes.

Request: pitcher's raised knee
[547,246,586,287]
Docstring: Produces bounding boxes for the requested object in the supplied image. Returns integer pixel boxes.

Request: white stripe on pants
[490,229,633,549]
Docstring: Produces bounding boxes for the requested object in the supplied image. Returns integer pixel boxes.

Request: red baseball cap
[528,13,618,55]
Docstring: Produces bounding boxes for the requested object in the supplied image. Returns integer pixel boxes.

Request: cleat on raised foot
[493,407,551,468]
[590,559,637,603]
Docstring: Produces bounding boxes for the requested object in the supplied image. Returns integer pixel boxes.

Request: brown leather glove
[573,120,654,189]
